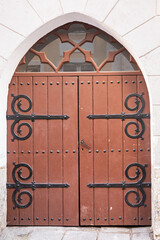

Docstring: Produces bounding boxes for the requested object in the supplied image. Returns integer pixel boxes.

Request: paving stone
[29,229,64,240]
[63,230,98,240]
[0,227,153,240]
[132,233,151,240]
[65,227,99,232]
[0,227,33,240]
[98,232,130,240]
[132,227,151,233]
[101,227,130,233]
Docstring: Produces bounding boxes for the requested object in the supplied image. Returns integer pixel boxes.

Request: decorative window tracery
[17,22,139,72]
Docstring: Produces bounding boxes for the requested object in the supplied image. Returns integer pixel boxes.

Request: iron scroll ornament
[87,163,151,208]
[7,94,70,141]
[7,162,70,209]
[87,93,150,139]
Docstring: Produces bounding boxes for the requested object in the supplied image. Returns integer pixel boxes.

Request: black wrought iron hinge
[7,162,70,209]
[6,94,70,141]
[87,93,150,139]
[87,163,151,208]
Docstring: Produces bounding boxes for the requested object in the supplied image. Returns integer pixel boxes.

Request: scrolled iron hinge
[6,94,70,141]
[87,93,150,139]
[7,162,70,209]
[87,162,151,208]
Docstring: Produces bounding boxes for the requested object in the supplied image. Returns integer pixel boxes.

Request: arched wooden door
[7,22,151,226]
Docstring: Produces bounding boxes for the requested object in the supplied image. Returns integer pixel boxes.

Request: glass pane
[89,33,123,67]
[101,50,138,71]
[68,23,86,43]
[60,62,95,72]
[17,51,54,72]
[70,50,85,63]
[32,34,73,67]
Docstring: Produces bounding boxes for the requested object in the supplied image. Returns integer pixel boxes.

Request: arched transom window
[17,22,139,73]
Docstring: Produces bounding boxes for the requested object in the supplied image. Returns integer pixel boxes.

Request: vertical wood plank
[63,76,79,226]
[7,76,19,225]
[48,77,63,225]
[79,76,94,225]
[33,77,48,225]
[93,76,108,225]
[108,75,123,225]
[123,75,138,225]
[18,76,33,225]
[137,75,151,225]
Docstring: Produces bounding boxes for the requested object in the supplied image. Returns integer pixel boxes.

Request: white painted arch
[0,1,160,238]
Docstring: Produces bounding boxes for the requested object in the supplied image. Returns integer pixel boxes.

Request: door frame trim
[14,71,141,77]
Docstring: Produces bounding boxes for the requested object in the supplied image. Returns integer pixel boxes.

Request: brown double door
[7,73,151,226]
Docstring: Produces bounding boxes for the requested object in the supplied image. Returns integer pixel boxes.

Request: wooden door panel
[18,77,33,155]
[123,75,138,225]
[19,154,33,225]
[137,75,151,225]
[48,77,63,225]
[79,74,151,226]
[33,77,48,225]
[7,76,18,154]
[79,76,94,225]
[63,77,79,226]
[93,76,108,225]
[7,76,19,225]
[7,156,19,226]
[17,76,33,225]
[108,76,123,225]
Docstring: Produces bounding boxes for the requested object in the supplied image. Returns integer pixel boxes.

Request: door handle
[80,140,91,149]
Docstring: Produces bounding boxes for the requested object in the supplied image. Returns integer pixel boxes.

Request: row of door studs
[12,80,143,86]
[7,148,150,154]
[13,216,151,221]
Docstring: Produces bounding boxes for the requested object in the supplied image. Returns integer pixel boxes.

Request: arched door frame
[0,12,153,231]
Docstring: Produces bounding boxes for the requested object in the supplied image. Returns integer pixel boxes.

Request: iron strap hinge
[6,113,69,121]
[7,182,70,190]
[87,113,150,120]
[7,94,69,141]
[87,93,150,140]
[7,162,70,209]
[87,163,151,208]
[87,182,151,188]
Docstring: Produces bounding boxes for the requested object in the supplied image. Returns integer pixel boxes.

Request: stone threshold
[0,226,153,240]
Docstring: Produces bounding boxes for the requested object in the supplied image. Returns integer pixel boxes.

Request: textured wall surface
[0,0,160,239]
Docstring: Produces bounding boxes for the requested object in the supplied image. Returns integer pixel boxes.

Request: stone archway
[0,3,159,238]
[6,21,151,227]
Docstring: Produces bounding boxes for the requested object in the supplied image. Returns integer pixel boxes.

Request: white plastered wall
[0,0,160,239]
